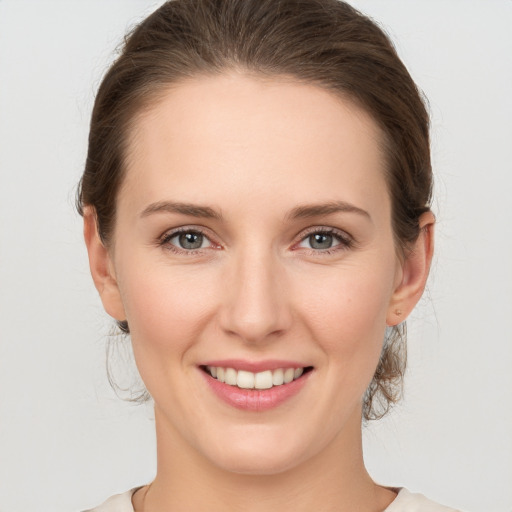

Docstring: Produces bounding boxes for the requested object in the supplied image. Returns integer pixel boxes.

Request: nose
[219,247,292,344]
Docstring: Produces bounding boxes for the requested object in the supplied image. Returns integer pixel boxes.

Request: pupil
[179,232,203,249]
[310,233,332,249]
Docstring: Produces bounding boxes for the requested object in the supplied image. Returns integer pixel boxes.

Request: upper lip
[200,359,310,373]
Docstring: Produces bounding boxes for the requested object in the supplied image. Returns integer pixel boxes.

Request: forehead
[121,71,389,217]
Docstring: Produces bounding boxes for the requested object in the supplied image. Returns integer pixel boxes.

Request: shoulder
[82,486,461,512]
[386,488,462,512]
[82,488,139,512]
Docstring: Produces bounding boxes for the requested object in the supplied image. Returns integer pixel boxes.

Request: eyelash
[158,226,354,256]
[158,227,216,256]
[294,226,355,255]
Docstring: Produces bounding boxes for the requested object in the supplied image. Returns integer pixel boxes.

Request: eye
[161,228,214,252]
[296,228,353,252]
[302,232,339,250]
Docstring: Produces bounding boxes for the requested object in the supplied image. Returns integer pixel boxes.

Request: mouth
[200,365,314,390]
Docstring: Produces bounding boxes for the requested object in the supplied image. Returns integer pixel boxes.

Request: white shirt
[84,487,461,511]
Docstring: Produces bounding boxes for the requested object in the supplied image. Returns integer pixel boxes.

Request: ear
[83,207,126,322]
[387,211,435,326]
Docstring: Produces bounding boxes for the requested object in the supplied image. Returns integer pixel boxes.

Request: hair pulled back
[77,0,432,421]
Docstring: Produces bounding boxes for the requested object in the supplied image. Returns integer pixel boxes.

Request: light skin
[84,71,434,512]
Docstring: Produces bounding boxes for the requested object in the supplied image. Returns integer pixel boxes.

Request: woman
[78,0,457,510]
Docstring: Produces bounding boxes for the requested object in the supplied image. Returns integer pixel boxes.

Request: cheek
[293,259,396,368]
[116,257,218,367]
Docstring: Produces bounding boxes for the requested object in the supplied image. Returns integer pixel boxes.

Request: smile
[199,360,314,411]
[204,366,310,390]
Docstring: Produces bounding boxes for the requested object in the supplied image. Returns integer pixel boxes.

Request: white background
[0,1,511,511]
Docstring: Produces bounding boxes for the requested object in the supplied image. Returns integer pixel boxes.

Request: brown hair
[77,0,432,421]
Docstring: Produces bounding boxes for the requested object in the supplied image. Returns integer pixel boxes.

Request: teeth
[272,368,284,386]
[224,368,236,386]
[254,370,273,389]
[283,368,294,384]
[237,370,254,389]
[206,366,307,389]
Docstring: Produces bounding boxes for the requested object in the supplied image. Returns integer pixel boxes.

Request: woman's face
[95,72,415,474]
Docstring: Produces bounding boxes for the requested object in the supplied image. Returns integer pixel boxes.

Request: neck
[134,405,396,512]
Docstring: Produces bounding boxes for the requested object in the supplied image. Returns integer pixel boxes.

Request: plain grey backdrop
[0,1,511,511]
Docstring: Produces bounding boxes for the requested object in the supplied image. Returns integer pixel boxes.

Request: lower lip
[200,369,312,412]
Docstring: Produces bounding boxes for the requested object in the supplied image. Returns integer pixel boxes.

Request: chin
[203,428,312,476]
[213,451,304,476]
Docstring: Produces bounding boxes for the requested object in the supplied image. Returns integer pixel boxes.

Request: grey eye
[177,232,204,249]
[297,230,347,252]
[308,233,335,249]
[163,230,211,251]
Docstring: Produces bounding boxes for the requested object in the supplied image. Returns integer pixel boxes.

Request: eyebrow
[140,201,223,220]
[286,201,371,221]
[140,199,370,223]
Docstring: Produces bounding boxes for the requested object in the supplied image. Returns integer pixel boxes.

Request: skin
[85,71,434,512]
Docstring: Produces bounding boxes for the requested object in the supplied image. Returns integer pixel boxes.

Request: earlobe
[387,211,435,326]
[83,207,127,322]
